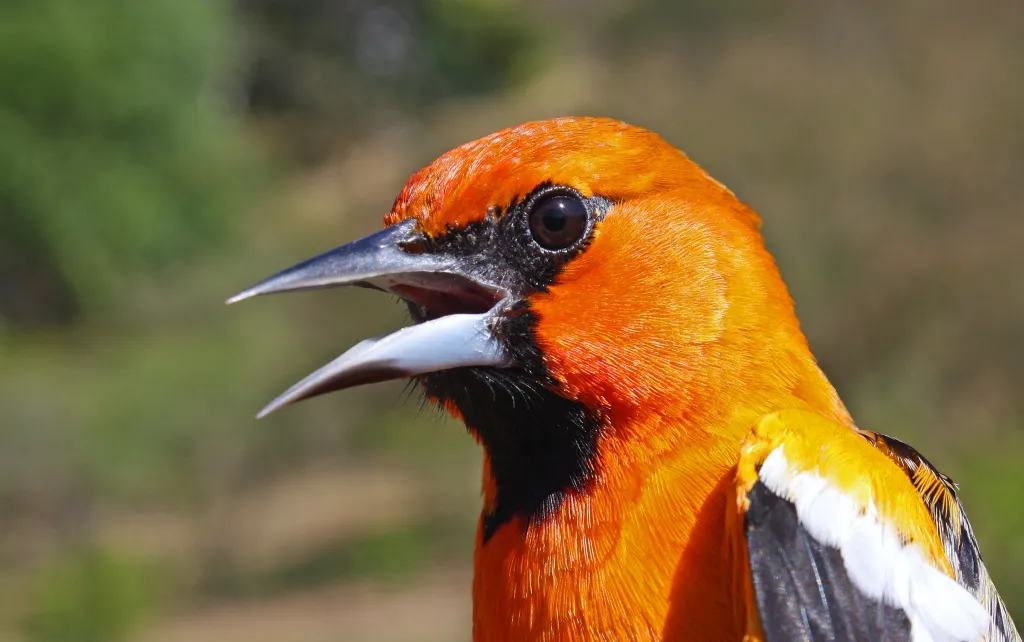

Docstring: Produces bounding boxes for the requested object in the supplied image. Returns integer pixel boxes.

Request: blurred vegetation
[23,547,162,642]
[0,0,256,326]
[0,1,1020,641]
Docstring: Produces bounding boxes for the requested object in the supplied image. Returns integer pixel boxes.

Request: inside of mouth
[388,273,504,322]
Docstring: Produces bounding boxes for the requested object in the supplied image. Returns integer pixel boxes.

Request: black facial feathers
[414,185,611,542]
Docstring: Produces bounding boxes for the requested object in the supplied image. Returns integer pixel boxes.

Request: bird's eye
[527,194,588,250]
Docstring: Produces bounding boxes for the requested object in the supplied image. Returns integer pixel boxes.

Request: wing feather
[736,410,1006,642]
[745,480,912,641]
[863,432,1021,642]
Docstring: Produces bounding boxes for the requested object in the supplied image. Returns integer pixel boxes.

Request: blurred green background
[0,1,1021,640]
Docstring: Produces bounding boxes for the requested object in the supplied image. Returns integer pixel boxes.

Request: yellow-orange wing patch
[734,409,991,642]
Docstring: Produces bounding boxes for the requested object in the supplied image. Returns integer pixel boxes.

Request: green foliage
[0,0,254,325]
[267,523,434,593]
[240,0,541,160]
[419,0,540,99]
[958,444,1024,619]
[22,547,163,642]
[77,321,258,505]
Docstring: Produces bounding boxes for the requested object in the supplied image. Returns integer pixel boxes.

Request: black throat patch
[414,186,611,543]
[419,344,602,542]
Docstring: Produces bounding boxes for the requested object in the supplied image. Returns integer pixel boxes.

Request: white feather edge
[758,447,991,642]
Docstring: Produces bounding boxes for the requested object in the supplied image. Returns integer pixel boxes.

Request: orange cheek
[528,198,733,416]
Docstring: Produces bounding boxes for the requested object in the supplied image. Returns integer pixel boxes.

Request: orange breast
[471,426,750,642]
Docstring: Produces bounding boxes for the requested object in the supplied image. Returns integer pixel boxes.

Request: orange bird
[230,118,1020,642]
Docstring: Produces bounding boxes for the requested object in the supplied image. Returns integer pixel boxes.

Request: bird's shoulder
[731,408,1019,642]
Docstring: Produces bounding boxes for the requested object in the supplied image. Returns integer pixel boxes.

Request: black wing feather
[745,481,912,642]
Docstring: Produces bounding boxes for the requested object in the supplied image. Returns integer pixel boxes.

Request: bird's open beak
[227,218,512,418]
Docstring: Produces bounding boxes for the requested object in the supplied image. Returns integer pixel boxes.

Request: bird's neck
[470,347,848,642]
[472,428,743,642]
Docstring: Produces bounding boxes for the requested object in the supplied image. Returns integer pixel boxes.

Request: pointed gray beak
[228,218,513,417]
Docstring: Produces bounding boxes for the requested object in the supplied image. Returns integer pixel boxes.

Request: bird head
[230,117,837,536]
